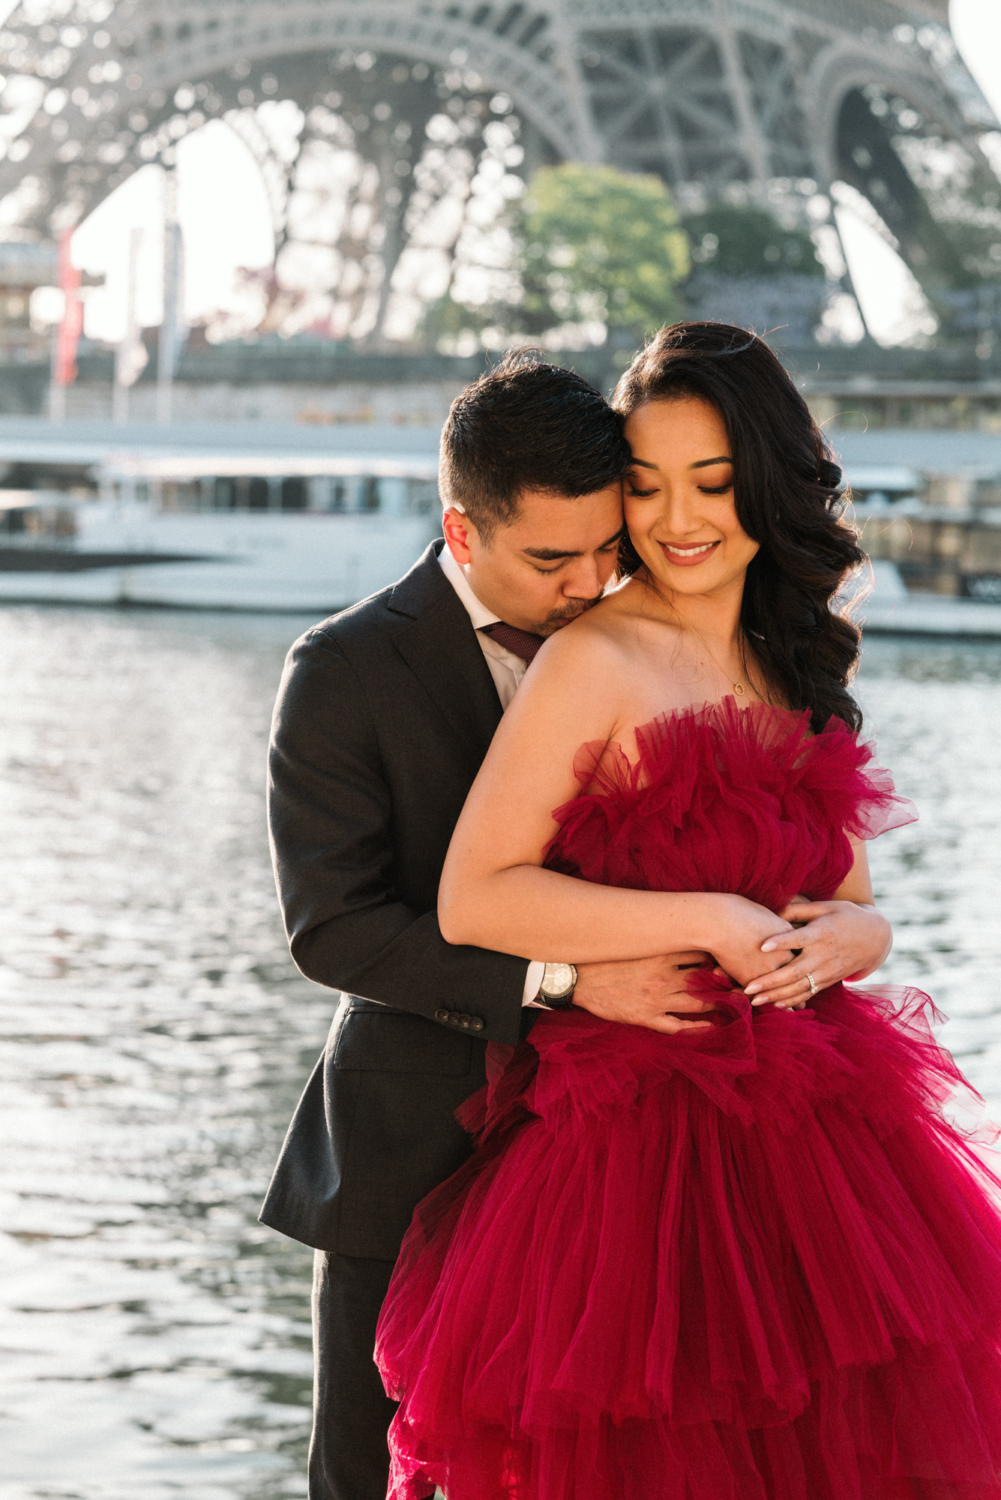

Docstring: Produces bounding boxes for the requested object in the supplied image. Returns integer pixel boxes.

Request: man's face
[442,485,624,636]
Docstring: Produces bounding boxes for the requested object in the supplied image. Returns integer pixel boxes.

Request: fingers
[759,931,805,955]
[761,924,823,954]
[746,960,806,995]
[661,995,720,1014]
[750,965,822,1006]
[650,1015,715,1034]
[774,901,831,924]
[753,986,812,1008]
[747,963,818,999]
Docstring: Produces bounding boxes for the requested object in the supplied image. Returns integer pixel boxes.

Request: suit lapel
[390,545,504,761]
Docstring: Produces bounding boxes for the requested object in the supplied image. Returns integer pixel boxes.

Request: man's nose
[562,553,605,599]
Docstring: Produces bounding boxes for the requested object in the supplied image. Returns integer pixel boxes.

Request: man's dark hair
[439,350,630,540]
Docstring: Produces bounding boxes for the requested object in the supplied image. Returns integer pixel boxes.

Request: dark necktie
[480,621,546,665]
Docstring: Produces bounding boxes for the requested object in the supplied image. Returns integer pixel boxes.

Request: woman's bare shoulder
[515,584,683,735]
[528,594,648,693]
[542,581,681,661]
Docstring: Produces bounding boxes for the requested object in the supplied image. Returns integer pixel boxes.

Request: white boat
[0,420,443,611]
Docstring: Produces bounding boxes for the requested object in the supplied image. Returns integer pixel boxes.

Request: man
[260,355,719,1500]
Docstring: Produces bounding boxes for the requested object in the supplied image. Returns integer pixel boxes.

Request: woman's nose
[660,485,699,535]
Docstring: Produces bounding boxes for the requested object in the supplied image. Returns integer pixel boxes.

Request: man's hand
[744,899,892,1009]
[572,952,720,1033]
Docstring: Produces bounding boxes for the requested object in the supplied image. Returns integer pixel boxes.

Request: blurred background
[3,2,1001,1497]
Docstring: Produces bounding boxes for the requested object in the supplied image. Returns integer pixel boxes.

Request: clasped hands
[571,896,891,1035]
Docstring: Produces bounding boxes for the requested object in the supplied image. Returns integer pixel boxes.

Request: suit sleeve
[267,629,530,1045]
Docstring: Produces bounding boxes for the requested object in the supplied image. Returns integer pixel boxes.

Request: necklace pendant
[733,682,745,696]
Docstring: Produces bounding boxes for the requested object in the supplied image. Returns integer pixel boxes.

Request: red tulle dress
[375,700,1001,1500]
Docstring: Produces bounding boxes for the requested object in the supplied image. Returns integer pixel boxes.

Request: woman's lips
[658,539,720,567]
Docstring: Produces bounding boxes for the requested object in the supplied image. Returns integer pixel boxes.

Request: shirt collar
[438,541,502,630]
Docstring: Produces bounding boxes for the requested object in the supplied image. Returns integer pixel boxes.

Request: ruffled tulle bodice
[545,697,915,909]
[376,700,1001,1500]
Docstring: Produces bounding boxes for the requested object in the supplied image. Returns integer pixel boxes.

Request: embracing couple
[262,323,1001,1500]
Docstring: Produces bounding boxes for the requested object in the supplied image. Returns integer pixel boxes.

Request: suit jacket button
[458,1016,471,1029]
[469,1018,484,1033]
[435,1009,449,1023]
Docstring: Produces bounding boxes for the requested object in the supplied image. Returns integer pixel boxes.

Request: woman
[375,324,1001,1500]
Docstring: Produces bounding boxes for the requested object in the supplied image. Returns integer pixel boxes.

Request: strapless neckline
[605,697,811,773]
[547,695,915,911]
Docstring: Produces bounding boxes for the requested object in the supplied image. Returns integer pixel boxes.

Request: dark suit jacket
[259,541,531,1259]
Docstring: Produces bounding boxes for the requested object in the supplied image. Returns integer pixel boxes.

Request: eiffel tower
[0,0,997,341]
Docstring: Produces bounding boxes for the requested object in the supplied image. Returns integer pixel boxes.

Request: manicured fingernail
[751,996,770,1006]
[744,983,761,995]
[760,941,775,953]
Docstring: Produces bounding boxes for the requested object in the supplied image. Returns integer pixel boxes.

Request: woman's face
[623,397,760,601]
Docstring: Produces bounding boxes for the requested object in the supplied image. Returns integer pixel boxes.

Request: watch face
[544,962,575,997]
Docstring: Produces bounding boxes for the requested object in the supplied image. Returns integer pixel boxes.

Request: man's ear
[442,507,476,565]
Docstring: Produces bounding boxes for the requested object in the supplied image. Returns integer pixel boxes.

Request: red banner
[53,230,83,387]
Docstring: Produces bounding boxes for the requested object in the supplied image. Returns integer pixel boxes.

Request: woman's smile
[658,539,721,566]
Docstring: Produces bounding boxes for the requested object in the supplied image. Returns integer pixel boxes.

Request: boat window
[0,505,26,534]
[248,477,270,510]
[281,476,306,511]
[214,477,238,510]
[361,476,380,511]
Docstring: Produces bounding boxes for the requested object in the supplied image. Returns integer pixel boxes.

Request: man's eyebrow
[628,455,732,472]
[522,527,623,562]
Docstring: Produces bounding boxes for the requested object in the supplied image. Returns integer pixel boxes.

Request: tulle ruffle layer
[376,989,1001,1500]
[546,698,917,908]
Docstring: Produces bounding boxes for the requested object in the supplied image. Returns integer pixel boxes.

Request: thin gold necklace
[684,617,750,699]
[642,574,751,699]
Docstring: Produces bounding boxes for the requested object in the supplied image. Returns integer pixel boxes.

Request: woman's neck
[634,567,745,653]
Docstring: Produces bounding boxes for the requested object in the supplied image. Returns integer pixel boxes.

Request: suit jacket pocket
[334,1006,473,1076]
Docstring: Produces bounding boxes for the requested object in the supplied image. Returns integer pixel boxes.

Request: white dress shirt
[438,543,546,1006]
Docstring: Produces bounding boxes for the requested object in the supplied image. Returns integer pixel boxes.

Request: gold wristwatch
[536,961,577,1010]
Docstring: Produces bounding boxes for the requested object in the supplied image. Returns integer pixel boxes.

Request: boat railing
[103,470,440,517]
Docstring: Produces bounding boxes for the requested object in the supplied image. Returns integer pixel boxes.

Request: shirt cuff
[522,960,546,1007]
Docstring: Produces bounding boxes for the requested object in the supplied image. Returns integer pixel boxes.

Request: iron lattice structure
[0,0,997,338]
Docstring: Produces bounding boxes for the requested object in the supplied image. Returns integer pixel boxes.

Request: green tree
[422,163,690,349]
[516,164,690,340]
[682,203,825,279]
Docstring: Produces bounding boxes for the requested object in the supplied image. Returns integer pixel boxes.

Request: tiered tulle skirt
[376,984,1001,1500]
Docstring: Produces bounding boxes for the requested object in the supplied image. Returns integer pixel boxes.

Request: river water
[2,608,1001,1500]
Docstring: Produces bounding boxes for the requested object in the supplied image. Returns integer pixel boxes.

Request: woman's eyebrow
[629,455,733,471]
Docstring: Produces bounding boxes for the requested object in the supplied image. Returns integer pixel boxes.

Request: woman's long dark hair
[612,322,864,734]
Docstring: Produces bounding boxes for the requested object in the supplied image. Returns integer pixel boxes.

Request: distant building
[0,243,58,364]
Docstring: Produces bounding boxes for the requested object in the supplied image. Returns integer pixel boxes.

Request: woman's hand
[743,898,893,1009]
[706,895,797,990]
